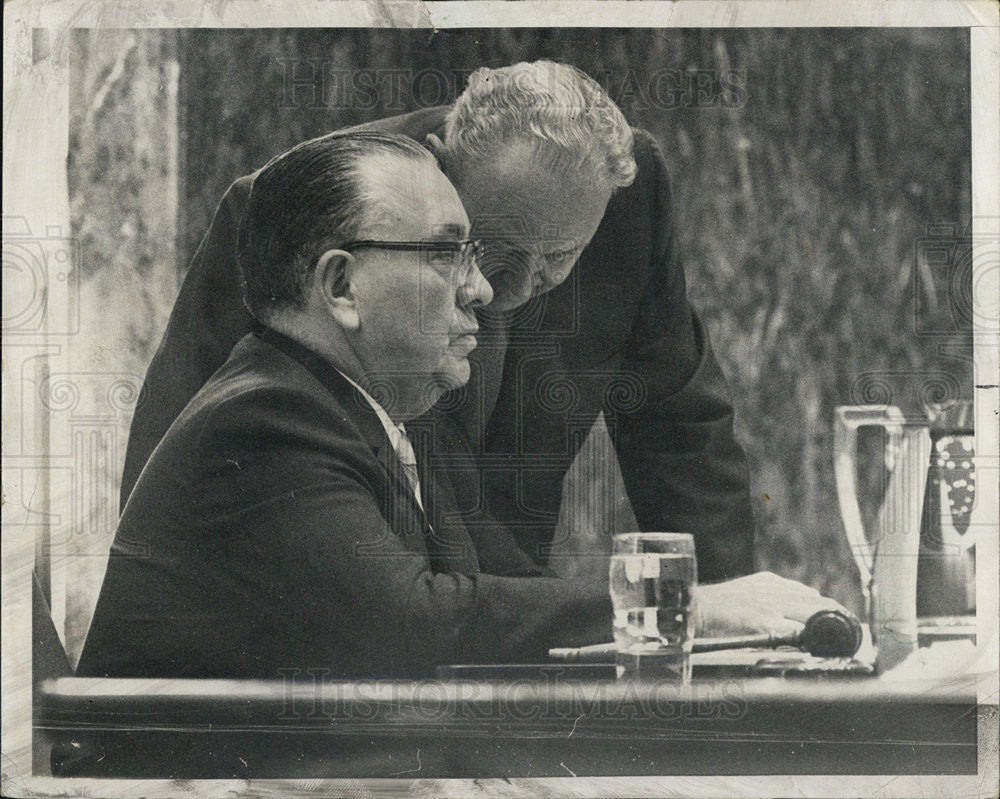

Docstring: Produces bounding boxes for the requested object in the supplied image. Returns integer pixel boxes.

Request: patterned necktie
[388,423,424,512]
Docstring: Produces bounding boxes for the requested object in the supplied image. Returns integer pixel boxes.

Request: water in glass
[610,533,696,681]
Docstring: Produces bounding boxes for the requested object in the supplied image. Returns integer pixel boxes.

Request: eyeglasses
[340,239,483,268]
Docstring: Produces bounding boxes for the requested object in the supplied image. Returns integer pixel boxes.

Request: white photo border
[2,2,998,797]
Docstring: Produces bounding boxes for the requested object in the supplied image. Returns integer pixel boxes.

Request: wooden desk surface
[36,673,980,779]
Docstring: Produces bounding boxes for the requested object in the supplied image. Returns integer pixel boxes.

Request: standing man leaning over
[121,61,754,581]
[79,132,846,679]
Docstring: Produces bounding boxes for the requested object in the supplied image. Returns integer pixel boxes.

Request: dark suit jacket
[77,329,612,679]
[120,106,755,581]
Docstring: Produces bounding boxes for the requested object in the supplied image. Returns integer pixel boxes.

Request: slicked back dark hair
[237,131,434,321]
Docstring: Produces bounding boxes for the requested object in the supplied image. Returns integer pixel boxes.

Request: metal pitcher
[834,406,931,671]
[833,402,977,670]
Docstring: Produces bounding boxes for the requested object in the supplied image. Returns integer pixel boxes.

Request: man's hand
[695,572,848,639]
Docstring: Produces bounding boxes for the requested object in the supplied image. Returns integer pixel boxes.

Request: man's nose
[457,262,494,309]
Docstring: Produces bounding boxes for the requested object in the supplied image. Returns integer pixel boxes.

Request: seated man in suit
[78,131,844,680]
[77,131,613,679]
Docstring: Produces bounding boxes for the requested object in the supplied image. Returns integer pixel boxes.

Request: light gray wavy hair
[444,61,637,189]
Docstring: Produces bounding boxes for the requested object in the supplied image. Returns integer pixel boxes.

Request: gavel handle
[546,643,617,663]
[691,635,801,652]
[692,633,792,653]
[550,610,862,662]
[550,634,791,664]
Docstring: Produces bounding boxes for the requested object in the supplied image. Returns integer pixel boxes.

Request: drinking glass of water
[610,532,697,682]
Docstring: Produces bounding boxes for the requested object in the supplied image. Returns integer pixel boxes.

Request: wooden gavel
[550,610,864,663]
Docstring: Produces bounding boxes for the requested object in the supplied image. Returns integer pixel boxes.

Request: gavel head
[800,610,864,658]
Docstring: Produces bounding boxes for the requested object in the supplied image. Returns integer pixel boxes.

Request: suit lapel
[372,445,433,557]
[256,328,433,556]
[405,419,481,574]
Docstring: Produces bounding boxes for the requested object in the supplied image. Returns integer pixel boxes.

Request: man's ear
[315,249,360,331]
[424,133,447,171]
